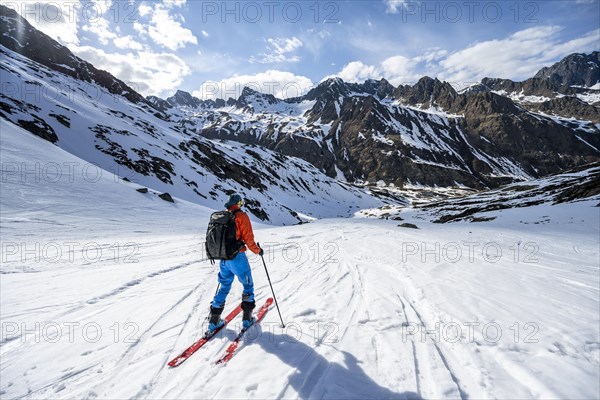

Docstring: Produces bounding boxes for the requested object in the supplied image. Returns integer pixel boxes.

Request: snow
[54,63,75,72]
[334,165,346,181]
[2,119,599,399]
[492,90,553,104]
[576,91,600,104]
[572,83,600,90]
[575,134,600,151]
[530,111,598,134]
[403,103,464,119]
[0,45,384,225]
[493,87,600,106]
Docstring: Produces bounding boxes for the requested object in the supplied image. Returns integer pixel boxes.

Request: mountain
[480,51,600,115]
[165,90,227,110]
[2,2,599,199]
[164,62,599,189]
[0,5,392,225]
[534,52,600,87]
[394,76,458,109]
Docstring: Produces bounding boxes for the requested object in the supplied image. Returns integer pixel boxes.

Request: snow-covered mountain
[480,52,600,121]
[0,6,392,225]
[2,118,598,399]
[482,52,600,108]
[1,3,598,217]
[158,59,600,189]
[358,162,600,223]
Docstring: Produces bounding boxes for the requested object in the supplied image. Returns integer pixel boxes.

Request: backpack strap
[230,209,246,249]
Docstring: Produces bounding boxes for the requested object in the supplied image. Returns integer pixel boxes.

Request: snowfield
[0,45,386,226]
[1,120,599,399]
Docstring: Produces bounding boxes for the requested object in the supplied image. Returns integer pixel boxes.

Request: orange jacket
[229,206,261,254]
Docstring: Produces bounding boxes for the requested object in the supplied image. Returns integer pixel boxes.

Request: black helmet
[225,193,243,208]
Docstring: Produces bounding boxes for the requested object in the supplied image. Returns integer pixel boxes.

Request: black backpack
[205,210,244,262]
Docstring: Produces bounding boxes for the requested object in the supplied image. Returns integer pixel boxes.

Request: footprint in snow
[246,383,258,392]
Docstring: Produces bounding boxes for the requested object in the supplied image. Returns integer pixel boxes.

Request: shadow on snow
[251,330,422,400]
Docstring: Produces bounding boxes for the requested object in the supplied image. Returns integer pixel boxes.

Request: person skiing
[207,193,263,334]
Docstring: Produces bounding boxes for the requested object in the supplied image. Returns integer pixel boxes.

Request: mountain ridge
[161,63,598,188]
[1,3,599,197]
[160,52,600,112]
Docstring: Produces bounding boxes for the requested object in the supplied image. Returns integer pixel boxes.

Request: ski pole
[257,243,285,328]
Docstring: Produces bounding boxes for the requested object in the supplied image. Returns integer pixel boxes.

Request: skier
[207,193,263,334]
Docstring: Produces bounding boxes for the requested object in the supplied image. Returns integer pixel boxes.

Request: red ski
[215,298,274,365]
[168,303,242,368]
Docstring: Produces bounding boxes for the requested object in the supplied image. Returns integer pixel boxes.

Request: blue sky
[12,0,600,98]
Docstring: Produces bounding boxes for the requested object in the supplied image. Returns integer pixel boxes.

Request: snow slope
[0,44,387,225]
[1,120,599,399]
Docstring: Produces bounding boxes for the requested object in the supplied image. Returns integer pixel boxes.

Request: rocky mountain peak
[305,78,353,101]
[303,77,394,103]
[460,83,492,95]
[397,76,458,109]
[359,78,396,99]
[534,51,600,87]
[324,77,346,87]
[236,87,280,108]
[166,90,203,108]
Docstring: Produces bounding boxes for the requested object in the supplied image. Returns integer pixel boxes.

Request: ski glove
[258,247,264,256]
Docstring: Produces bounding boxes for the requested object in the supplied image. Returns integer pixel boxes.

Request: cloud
[146,5,197,50]
[330,26,599,86]
[133,22,146,36]
[113,35,144,51]
[268,37,303,54]
[302,29,332,60]
[193,70,314,100]
[439,26,600,82]
[330,61,380,83]
[329,56,422,85]
[542,29,600,61]
[251,37,303,64]
[10,0,80,45]
[77,1,145,52]
[381,56,420,84]
[138,3,152,16]
[383,0,406,14]
[72,46,191,96]
[82,14,116,45]
[162,0,187,8]
[131,2,197,50]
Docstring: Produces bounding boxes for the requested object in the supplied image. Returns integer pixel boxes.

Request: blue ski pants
[211,252,254,308]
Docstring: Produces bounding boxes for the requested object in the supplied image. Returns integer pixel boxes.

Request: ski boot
[205,305,225,337]
[241,300,256,331]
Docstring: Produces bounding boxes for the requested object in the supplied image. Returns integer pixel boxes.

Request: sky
[8,0,600,99]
